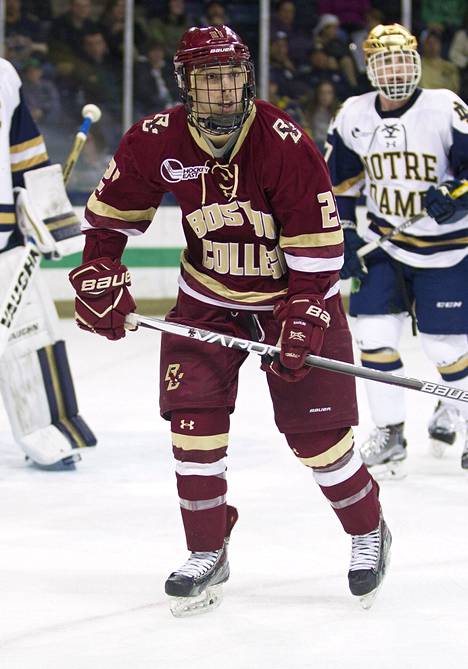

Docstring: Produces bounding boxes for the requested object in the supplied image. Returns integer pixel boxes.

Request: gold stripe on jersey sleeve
[181,251,287,304]
[87,191,156,223]
[0,213,16,225]
[279,228,343,249]
[437,355,468,376]
[332,172,364,195]
[299,428,354,467]
[10,135,45,154]
[11,152,48,172]
[172,432,229,451]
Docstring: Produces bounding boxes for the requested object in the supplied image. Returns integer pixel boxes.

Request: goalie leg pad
[0,265,96,466]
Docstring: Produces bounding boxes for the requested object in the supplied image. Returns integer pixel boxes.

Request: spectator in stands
[134,41,177,116]
[199,1,230,28]
[312,13,358,90]
[302,79,339,153]
[449,10,468,70]
[48,0,97,75]
[99,0,147,66]
[420,30,460,94]
[270,0,310,65]
[449,10,468,102]
[145,0,192,58]
[298,42,352,101]
[6,0,48,69]
[21,56,61,125]
[268,76,311,135]
[349,8,385,77]
[270,31,306,100]
[317,0,371,33]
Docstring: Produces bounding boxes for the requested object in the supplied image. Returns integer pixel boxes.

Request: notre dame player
[326,24,468,478]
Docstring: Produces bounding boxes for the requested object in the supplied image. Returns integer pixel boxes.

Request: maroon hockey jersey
[84,100,344,310]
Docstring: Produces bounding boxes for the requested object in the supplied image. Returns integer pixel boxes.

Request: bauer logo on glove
[80,269,131,294]
[69,257,136,341]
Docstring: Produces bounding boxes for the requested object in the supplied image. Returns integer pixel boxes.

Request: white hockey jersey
[0,58,49,252]
[327,88,468,268]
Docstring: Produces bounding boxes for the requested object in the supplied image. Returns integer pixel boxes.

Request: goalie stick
[357,180,468,259]
[125,313,468,405]
[0,105,102,357]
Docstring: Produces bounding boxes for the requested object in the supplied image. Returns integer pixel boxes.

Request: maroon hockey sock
[171,408,230,551]
[286,428,381,535]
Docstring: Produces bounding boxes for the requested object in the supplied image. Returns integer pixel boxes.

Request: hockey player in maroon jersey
[69,26,391,615]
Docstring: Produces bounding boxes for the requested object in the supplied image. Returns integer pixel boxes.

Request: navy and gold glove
[424,179,468,225]
[340,221,367,280]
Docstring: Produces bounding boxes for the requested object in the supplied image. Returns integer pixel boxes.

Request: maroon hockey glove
[265,295,330,382]
[69,257,136,340]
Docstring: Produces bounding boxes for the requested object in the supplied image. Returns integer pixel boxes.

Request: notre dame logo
[165,363,184,391]
[272,118,302,144]
[453,101,468,123]
[142,113,170,134]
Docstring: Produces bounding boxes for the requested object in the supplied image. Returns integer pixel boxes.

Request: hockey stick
[357,180,468,259]
[125,313,468,405]
[62,104,102,184]
[0,105,102,356]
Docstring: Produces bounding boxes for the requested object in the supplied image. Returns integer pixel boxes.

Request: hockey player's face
[190,64,247,117]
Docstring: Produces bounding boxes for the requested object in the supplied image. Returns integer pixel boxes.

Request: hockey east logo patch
[161,159,209,184]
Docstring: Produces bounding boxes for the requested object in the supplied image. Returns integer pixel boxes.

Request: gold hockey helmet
[364,24,421,101]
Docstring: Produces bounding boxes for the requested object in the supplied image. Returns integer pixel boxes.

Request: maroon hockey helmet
[174,26,256,135]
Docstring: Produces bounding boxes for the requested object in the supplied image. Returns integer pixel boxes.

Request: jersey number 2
[317,191,338,228]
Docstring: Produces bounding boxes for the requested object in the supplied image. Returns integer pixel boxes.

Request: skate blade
[429,438,454,459]
[357,547,391,610]
[370,461,406,481]
[169,584,223,618]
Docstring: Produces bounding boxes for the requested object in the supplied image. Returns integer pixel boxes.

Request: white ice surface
[1,318,468,669]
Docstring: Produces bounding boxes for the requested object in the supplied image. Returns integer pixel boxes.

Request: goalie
[0,57,96,470]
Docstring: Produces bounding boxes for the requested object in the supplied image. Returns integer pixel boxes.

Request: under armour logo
[289,331,306,341]
[180,419,195,430]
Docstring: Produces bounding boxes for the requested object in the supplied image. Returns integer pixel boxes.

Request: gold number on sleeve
[317,190,338,228]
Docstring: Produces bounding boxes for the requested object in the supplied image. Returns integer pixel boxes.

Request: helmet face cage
[177,58,255,135]
[367,49,421,101]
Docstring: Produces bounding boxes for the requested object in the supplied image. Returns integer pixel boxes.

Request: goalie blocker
[0,247,96,468]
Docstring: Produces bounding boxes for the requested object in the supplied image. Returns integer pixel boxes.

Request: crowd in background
[6,0,468,191]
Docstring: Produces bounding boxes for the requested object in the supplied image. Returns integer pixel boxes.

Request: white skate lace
[174,551,220,579]
[361,427,390,457]
[349,527,381,571]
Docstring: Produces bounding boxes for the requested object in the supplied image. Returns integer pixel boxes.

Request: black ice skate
[428,402,463,459]
[360,422,407,480]
[348,515,392,610]
[165,505,238,617]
